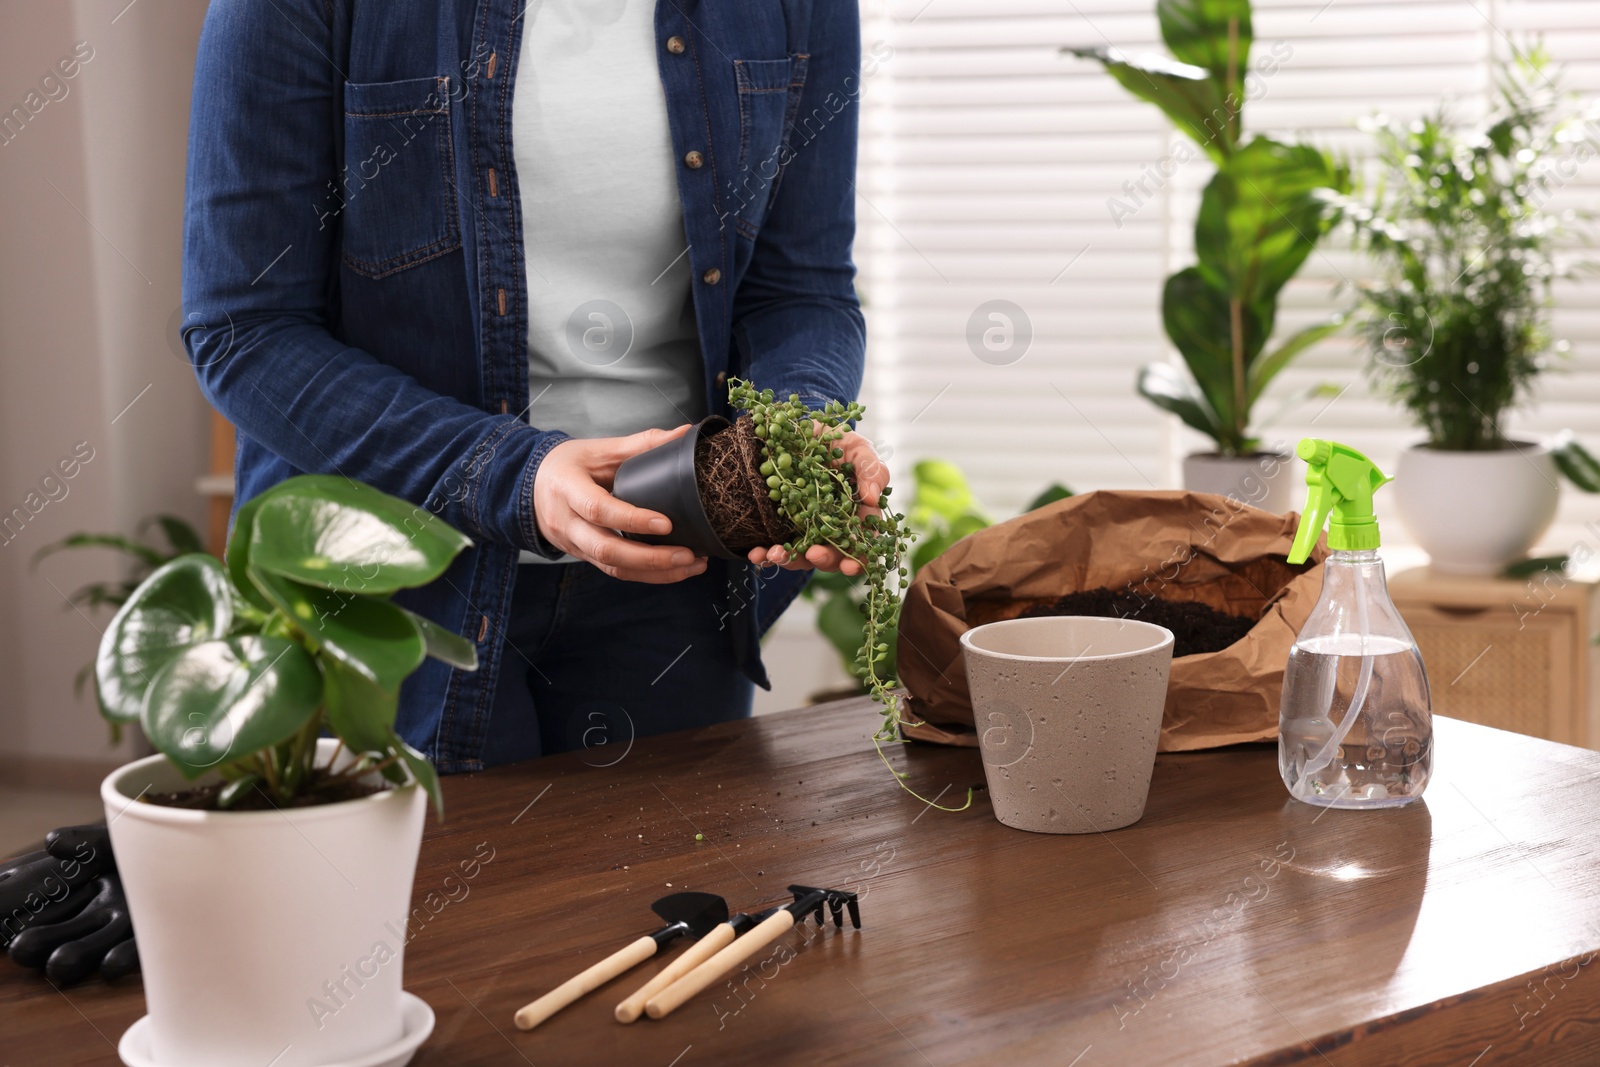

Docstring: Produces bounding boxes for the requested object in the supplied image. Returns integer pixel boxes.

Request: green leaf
[817,588,869,668]
[248,476,472,595]
[1161,267,1270,446]
[1158,0,1252,89]
[1552,431,1600,493]
[1137,360,1224,441]
[1248,315,1346,404]
[227,487,281,614]
[61,582,136,615]
[389,729,444,818]
[910,460,980,524]
[1065,46,1233,163]
[95,555,234,724]
[1024,483,1074,511]
[806,570,855,594]
[141,635,322,779]
[248,566,425,689]
[404,610,479,671]
[1501,555,1569,579]
[948,513,988,541]
[217,774,261,809]
[143,514,205,557]
[910,532,952,574]
[32,533,168,572]
[321,656,398,755]
[1194,138,1344,313]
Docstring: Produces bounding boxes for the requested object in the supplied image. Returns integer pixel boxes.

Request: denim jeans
[482,563,753,767]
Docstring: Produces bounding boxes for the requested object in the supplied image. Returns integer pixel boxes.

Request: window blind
[854,0,1600,553]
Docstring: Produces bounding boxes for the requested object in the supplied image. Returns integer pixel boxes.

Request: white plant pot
[103,739,432,1067]
[1394,441,1560,575]
[1182,450,1299,514]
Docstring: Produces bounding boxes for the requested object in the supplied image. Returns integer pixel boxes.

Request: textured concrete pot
[961,616,1174,834]
[1182,450,1298,514]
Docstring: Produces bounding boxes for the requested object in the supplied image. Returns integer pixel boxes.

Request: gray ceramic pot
[961,616,1174,834]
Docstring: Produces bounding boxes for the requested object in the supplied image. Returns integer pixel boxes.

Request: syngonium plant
[95,476,479,815]
[1068,0,1350,457]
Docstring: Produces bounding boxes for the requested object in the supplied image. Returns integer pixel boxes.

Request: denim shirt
[181,0,865,772]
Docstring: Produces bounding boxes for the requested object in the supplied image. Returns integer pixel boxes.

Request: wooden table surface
[6,698,1600,1066]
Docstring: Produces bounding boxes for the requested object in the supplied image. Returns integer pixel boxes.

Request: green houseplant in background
[33,514,205,705]
[94,475,477,1065]
[1068,0,1348,511]
[1341,50,1598,574]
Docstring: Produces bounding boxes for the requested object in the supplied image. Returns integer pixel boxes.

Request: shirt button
[684,150,704,170]
[715,371,727,387]
[702,268,722,285]
[666,36,686,54]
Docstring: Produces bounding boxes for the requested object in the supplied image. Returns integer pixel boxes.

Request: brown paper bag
[896,490,1327,752]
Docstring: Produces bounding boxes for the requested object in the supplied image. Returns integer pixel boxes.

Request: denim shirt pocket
[340,76,461,279]
[731,55,809,238]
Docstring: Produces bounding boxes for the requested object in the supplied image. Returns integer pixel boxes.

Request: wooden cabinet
[1389,566,1600,747]
[200,409,236,556]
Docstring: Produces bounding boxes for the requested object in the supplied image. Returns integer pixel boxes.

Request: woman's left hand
[746,430,889,576]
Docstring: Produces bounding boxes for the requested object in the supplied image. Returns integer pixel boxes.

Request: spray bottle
[1280,439,1432,808]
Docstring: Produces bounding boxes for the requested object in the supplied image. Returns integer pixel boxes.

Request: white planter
[103,739,432,1067]
[1395,441,1560,575]
[1182,450,1299,514]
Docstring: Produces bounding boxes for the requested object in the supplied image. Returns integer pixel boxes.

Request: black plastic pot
[612,416,737,559]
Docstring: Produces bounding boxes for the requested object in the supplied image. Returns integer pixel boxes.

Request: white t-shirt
[511,0,705,442]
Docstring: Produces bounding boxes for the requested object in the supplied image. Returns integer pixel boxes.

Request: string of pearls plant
[730,379,971,811]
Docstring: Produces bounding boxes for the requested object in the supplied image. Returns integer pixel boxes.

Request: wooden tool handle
[514,935,658,1030]
[615,923,737,1023]
[645,910,796,1019]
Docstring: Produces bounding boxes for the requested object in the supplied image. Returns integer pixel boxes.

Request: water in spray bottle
[1279,439,1432,808]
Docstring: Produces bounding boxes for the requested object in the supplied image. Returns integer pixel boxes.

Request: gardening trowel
[614,904,779,1023]
[644,885,860,1020]
[513,891,727,1030]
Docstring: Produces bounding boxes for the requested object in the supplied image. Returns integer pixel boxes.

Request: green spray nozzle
[1287,439,1392,564]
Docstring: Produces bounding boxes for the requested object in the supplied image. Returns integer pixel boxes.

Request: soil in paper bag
[1017,586,1257,658]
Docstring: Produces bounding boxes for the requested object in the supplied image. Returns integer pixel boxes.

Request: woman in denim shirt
[181,0,882,770]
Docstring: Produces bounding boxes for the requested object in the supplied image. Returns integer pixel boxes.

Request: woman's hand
[533,426,708,584]
[746,430,889,577]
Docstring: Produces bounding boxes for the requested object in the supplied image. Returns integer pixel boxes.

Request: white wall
[0,0,209,777]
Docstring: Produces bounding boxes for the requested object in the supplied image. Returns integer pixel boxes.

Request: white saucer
[117,992,436,1067]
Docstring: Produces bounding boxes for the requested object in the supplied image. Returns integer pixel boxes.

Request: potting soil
[1017,586,1257,658]
[141,774,384,811]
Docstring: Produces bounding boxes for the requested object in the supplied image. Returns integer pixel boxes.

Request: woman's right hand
[532,426,708,584]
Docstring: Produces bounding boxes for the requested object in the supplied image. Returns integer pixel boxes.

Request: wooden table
[6,699,1600,1066]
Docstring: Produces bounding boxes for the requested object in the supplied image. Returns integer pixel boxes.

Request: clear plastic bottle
[1278,549,1433,808]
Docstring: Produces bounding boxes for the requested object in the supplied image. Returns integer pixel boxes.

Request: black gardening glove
[1,824,138,984]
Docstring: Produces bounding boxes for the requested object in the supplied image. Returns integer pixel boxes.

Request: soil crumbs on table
[141,772,384,811]
[1019,586,1257,657]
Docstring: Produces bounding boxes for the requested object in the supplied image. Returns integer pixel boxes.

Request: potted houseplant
[95,475,476,1067]
[1343,52,1587,573]
[1068,0,1347,512]
[615,381,968,808]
